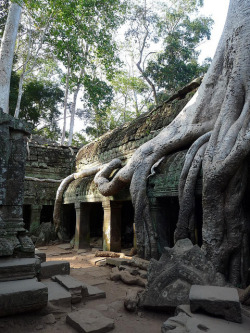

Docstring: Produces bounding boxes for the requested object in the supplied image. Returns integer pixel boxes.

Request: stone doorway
[121,201,134,249]
[23,204,31,230]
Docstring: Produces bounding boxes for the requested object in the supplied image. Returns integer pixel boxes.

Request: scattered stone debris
[66,309,115,333]
[110,266,146,287]
[189,285,242,323]
[39,260,70,279]
[106,257,132,267]
[140,239,225,310]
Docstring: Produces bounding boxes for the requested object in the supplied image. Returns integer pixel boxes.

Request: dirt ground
[0,245,169,333]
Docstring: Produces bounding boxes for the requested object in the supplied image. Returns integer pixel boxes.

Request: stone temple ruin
[0,80,250,331]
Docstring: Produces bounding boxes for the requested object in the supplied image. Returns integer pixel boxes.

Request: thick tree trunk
[0,2,22,113]
[61,54,71,145]
[94,0,250,285]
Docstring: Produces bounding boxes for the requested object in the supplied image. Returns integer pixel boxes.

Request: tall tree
[126,0,213,105]
[0,1,22,113]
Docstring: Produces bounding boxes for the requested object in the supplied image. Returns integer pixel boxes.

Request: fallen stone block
[106,257,131,267]
[124,288,143,312]
[57,244,72,250]
[110,267,121,281]
[189,285,242,323]
[162,304,250,333]
[130,257,149,270]
[35,249,46,263]
[119,265,139,276]
[0,278,48,316]
[0,257,40,282]
[52,275,83,304]
[66,309,114,333]
[120,271,146,287]
[39,261,70,279]
[82,283,106,300]
[43,281,71,309]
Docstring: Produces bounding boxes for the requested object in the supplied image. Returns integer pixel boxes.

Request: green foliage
[9,71,63,130]
[145,1,213,95]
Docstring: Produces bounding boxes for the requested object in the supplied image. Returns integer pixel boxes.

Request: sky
[197,0,230,61]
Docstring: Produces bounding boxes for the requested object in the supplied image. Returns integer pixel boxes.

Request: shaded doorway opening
[40,205,54,224]
[62,204,76,240]
[121,201,134,248]
[89,202,103,248]
[157,196,179,249]
[23,205,31,230]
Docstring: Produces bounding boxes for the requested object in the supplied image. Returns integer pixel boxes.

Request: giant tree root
[94,0,250,285]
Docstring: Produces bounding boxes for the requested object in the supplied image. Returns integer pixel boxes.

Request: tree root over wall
[94,0,250,286]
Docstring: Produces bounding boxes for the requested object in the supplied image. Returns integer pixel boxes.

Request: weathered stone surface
[140,239,225,310]
[189,285,242,323]
[130,257,150,270]
[162,304,250,333]
[66,309,114,333]
[106,258,132,267]
[52,275,82,304]
[0,278,48,316]
[82,283,106,300]
[43,281,71,308]
[39,261,70,279]
[0,257,40,282]
[35,222,57,246]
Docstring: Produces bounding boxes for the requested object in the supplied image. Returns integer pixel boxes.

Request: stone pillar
[149,197,169,254]
[0,110,34,257]
[74,202,90,250]
[30,205,42,234]
[102,200,122,252]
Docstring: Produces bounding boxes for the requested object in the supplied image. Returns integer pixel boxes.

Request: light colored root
[53,165,102,230]
[175,142,208,242]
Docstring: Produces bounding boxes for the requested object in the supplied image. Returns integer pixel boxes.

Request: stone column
[149,197,169,254]
[29,205,43,234]
[102,200,122,252]
[74,202,90,250]
[0,110,34,257]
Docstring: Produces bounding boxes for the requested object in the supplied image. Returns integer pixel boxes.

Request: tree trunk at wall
[95,0,250,284]
[0,2,22,113]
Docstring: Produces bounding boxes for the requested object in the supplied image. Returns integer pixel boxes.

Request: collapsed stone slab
[52,275,82,303]
[189,285,242,323]
[0,278,48,316]
[39,260,70,279]
[82,283,106,300]
[43,281,71,309]
[66,309,114,333]
[0,257,40,282]
[140,239,225,310]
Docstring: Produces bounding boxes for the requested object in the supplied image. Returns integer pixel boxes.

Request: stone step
[43,281,72,309]
[0,278,48,316]
[52,275,83,304]
[0,257,40,282]
[39,260,70,279]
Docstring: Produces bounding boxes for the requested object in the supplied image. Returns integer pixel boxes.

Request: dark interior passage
[121,201,134,248]
[89,202,103,238]
[62,204,76,239]
[40,205,54,224]
[23,205,31,230]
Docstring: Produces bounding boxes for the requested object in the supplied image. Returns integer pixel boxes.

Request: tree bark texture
[94,0,250,285]
[0,2,22,113]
